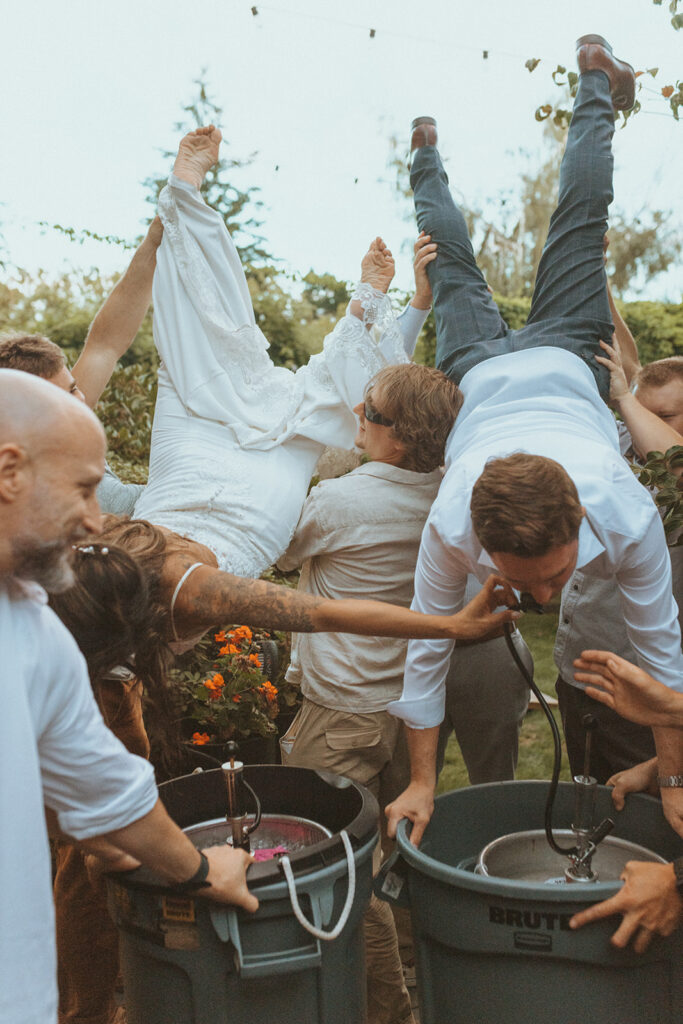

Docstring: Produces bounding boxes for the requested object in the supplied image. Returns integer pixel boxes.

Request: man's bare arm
[72,218,163,408]
[653,726,683,841]
[606,276,641,385]
[385,725,440,847]
[171,563,520,640]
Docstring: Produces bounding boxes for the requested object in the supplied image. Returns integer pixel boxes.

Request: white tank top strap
[170,562,204,642]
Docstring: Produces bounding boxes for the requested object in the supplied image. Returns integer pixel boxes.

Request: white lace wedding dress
[132,175,422,577]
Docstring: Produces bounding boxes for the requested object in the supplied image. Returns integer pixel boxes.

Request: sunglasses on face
[363,394,394,427]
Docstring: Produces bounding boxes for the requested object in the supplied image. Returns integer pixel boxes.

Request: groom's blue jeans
[411,71,615,401]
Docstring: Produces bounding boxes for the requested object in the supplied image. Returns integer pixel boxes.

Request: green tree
[0,269,155,367]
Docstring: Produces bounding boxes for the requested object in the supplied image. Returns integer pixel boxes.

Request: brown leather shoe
[576,34,635,111]
[410,116,437,151]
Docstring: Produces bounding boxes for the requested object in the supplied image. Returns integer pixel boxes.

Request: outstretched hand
[411,231,437,310]
[573,650,683,729]
[595,335,630,405]
[570,860,682,952]
[450,574,521,641]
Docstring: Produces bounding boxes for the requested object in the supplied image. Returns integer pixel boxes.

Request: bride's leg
[152,126,272,417]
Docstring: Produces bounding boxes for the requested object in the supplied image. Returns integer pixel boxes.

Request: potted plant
[173,625,282,765]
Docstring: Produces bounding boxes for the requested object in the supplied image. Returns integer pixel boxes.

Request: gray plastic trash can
[378,780,683,1024]
[107,765,378,1024]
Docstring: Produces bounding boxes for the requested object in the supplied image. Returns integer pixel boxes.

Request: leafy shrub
[95,363,157,475]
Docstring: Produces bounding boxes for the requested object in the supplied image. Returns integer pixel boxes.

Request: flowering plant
[172,625,281,745]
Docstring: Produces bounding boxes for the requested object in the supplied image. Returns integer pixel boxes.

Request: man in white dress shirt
[385,37,683,847]
[0,370,256,1024]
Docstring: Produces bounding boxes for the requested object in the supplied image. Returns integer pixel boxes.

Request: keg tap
[565,716,615,882]
[222,741,262,852]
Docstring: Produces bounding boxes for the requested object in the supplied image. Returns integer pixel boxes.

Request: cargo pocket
[324,724,385,786]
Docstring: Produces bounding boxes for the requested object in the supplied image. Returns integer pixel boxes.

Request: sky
[1,0,681,299]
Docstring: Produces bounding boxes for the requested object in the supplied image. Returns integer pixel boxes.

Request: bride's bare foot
[360,237,395,293]
[173,125,222,189]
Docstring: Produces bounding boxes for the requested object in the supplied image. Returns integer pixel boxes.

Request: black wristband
[173,850,211,892]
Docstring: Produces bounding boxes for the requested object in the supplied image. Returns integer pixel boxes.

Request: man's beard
[10,533,78,593]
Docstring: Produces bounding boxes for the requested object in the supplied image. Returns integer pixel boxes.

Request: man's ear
[0,444,30,503]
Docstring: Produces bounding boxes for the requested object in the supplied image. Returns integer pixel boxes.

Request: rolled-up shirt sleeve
[615,511,683,692]
[388,518,468,728]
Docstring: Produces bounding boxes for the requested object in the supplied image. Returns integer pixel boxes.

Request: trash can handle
[211,907,322,977]
[280,829,356,941]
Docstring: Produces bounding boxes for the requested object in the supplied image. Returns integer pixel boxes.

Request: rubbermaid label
[514,931,553,952]
[162,896,196,923]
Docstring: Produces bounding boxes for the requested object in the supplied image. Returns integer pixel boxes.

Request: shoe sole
[575,33,612,53]
[410,116,437,131]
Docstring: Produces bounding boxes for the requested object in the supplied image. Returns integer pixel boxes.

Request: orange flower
[191,731,211,746]
[258,680,279,703]
[219,643,239,655]
[204,673,225,693]
[230,625,253,644]
[232,694,242,703]
[214,629,227,643]
[248,653,262,667]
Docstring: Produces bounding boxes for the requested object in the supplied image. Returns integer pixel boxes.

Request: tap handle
[224,740,240,762]
[591,816,615,847]
[581,714,598,778]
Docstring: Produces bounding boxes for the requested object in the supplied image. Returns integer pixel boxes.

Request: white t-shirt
[389,347,683,730]
[0,578,157,1024]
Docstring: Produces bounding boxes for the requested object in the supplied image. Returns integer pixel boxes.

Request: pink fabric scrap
[253,845,288,862]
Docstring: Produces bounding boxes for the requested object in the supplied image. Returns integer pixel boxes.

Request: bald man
[0,370,256,1024]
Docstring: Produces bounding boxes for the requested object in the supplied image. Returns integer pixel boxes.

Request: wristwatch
[172,851,211,892]
[657,775,683,788]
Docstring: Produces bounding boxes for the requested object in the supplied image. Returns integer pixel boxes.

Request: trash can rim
[395,779,667,903]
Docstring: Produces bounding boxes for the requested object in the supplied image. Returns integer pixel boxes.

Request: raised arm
[605,274,641,385]
[596,336,683,468]
[72,218,163,407]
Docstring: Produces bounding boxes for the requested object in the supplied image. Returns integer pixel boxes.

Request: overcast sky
[1,0,680,298]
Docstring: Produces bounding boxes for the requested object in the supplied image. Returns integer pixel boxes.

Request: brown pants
[55,677,149,1024]
[281,697,415,1024]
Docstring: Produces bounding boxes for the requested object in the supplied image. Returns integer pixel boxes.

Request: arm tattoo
[174,567,323,634]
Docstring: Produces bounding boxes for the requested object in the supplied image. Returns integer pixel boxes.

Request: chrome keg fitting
[222,741,262,851]
[565,716,614,882]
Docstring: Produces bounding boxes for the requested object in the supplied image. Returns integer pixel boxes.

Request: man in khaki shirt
[279,361,456,1024]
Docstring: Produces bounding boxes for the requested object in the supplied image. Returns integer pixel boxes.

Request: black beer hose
[503,622,578,857]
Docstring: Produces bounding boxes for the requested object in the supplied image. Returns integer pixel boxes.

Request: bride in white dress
[132,126,430,577]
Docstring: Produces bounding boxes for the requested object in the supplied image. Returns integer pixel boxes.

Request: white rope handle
[280,830,356,941]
